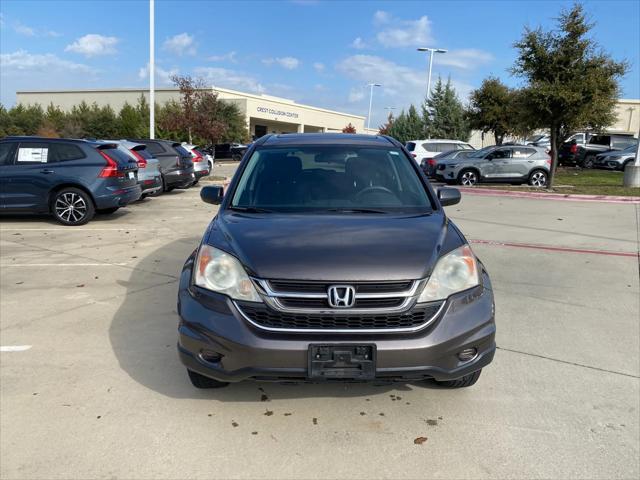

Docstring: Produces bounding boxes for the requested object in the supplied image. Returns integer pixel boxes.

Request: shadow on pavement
[109,238,441,401]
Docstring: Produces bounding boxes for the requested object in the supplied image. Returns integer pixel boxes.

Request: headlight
[194,245,262,302]
[418,245,479,302]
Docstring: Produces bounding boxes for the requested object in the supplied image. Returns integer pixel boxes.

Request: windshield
[230,146,432,213]
[467,146,495,158]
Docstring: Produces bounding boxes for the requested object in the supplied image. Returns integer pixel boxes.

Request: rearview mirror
[437,187,461,207]
[200,185,224,205]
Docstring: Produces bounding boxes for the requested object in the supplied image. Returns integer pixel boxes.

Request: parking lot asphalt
[1,172,639,479]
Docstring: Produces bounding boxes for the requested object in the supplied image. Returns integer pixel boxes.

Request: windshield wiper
[323,208,388,214]
[228,206,273,213]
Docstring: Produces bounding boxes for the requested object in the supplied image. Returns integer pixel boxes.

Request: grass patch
[474,168,638,197]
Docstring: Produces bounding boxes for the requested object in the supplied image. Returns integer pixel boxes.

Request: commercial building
[16,87,375,138]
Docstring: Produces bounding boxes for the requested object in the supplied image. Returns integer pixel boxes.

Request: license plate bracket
[308,344,376,380]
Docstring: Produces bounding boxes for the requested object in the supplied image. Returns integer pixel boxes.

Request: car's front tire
[51,187,95,226]
[582,154,595,169]
[457,169,479,186]
[434,369,482,388]
[187,370,229,389]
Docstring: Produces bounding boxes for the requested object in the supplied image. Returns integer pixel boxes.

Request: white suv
[405,139,475,165]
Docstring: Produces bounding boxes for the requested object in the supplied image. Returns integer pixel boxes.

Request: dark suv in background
[0,137,140,225]
[178,133,496,390]
[128,138,195,191]
[559,133,637,168]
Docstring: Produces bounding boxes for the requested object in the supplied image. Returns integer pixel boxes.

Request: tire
[582,155,595,169]
[139,193,147,200]
[51,187,95,226]
[97,207,119,214]
[187,370,229,389]
[622,159,633,171]
[528,169,548,188]
[208,160,214,172]
[457,169,479,186]
[434,369,482,388]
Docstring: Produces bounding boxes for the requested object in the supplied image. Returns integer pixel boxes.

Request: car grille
[278,297,406,309]
[267,280,413,294]
[235,301,444,331]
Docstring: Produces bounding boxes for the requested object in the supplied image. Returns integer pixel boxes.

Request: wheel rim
[531,172,547,187]
[461,171,477,186]
[55,192,87,223]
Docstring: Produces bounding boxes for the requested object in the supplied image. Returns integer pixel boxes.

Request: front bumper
[177,258,496,383]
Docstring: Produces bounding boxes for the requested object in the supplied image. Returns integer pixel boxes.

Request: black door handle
[40,169,55,174]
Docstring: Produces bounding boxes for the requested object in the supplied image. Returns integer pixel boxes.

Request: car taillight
[98,151,124,178]
[570,144,578,154]
[427,158,436,166]
[191,150,203,163]
[129,149,147,168]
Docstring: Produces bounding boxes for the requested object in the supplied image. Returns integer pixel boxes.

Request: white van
[405,139,475,164]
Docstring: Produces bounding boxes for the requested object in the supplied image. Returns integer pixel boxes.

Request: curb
[457,187,640,204]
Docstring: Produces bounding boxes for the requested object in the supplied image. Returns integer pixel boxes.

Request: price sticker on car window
[18,148,48,163]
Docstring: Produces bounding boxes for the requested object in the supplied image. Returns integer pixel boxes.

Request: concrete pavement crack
[496,346,639,379]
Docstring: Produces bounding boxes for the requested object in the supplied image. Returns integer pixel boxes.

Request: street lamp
[149,0,155,139]
[366,83,382,129]
[417,47,447,101]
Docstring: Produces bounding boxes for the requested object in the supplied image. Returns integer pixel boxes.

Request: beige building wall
[16,87,367,138]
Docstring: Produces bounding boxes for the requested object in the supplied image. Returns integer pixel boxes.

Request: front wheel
[622,159,633,171]
[582,155,595,169]
[528,170,548,188]
[51,187,95,226]
[457,169,479,186]
[434,369,482,388]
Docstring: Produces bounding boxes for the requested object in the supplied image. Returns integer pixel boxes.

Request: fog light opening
[457,348,478,362]
[199,350,223,363]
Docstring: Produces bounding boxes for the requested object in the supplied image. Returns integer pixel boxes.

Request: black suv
[177,134,495,389]
[559,133,637,168]
[127,139,195,191]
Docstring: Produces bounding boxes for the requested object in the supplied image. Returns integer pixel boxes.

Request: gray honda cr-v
[177,134,495,389]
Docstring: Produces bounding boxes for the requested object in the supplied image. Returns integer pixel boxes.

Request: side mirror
[437,187,461,207]
[200,185,224,205]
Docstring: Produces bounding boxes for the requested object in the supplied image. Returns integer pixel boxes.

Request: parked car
[405,139,475,165]
[593,144,637,171]
[103,140,162,198]
[182,143,211,182]
[525,134,550,146]
[435,145,551,187]
[559,133,637,168]
[0,137,141,225]
[213,142,249,161]
[127,139,195,191]
[421,149,474,177]
[177,133,495,389]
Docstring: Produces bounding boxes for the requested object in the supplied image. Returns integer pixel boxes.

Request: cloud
[65,34,119,57]
[262,56,300,70]
[348,88,366,103]
[207,51,237,63]
[163,33,196,56]
[1,49,93,74]
[373,10,391,25]
[434,49,494,70]
[193,66,266,93]
[138,63,179,86]
[350,37,367,49]
[313,62,325,73]
[377,15,433,47]
[12,20,61,37]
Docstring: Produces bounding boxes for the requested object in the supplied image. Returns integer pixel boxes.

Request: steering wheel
[354,186,394,199]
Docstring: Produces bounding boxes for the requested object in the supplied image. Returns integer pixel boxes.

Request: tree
[468,77,515,145]
[512,3,627,186]
[118,102,143,138]
[342,123,356,133]
[378,112,394,135]
[170,75,206,143]
[385,107,423,144]
[423,77,470,141]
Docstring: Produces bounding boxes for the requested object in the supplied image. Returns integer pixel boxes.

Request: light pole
[149,0,155,139]
[366,83,381,130]
[417,47,447,101]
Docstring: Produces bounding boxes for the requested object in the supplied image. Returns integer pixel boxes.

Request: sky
[1,0,639,127]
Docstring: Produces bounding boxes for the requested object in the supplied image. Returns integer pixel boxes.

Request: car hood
[205,211,459,281]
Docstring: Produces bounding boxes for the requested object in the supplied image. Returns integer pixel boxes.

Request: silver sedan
[594,145,637,171]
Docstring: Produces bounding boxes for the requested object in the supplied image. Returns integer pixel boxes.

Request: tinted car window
[232,146,431,212]
[51,143,86,162]
[144,142,165,154]
[589,135,611,146]
[0,142,16,165]
[16,142,50,164]
[174,145,191,157]
[612,137,636,149]
[405,142,416,152]
[490,149,511,159]
[439,143,458,152]
[134,147,154,159]
[100,147,135,167]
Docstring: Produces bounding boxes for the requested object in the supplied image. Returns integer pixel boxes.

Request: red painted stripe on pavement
[458,187,640,204]
[470,239,639,258]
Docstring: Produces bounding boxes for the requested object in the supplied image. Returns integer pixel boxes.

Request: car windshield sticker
[17,148,48,163]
